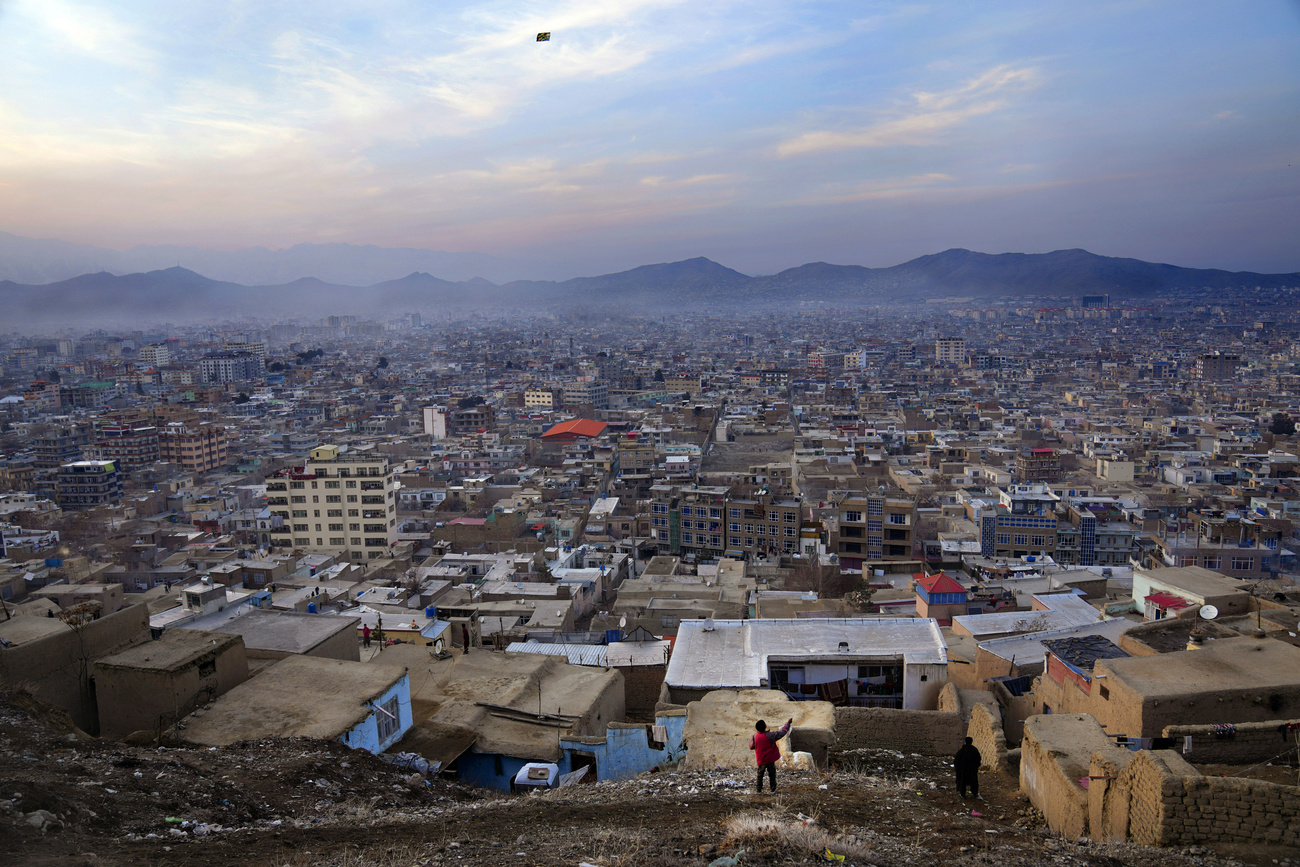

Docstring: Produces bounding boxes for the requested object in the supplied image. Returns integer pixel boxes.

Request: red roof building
[540,418,608,442]
[915,571,969,624]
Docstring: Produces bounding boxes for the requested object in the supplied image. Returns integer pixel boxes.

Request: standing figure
[362,624,372,648]
[750,717,792,793]
[955,736,982,799]
[461,622,471,654]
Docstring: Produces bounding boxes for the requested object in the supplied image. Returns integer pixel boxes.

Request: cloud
[16,0,156,73]
[777,64,1040,157]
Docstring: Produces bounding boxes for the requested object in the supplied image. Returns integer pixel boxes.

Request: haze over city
[2,0,1299,279]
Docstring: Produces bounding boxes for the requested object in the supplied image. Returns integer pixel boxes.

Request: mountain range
[3,245,1299,327]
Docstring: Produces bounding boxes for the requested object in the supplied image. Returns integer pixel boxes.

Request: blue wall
[339,674,413,754]
[456,712,688,792]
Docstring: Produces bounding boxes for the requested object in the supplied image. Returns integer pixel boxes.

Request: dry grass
[723,809,881,863]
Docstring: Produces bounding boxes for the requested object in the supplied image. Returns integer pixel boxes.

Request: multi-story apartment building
[1194,351,1239,381]
[1015,448,1061,482]
[32,428,90,469]
[222,338,266,359]
[91,424,160,473]
[935,337,966,364]
[523,386,563,410]
[158,423,228,473]
[198,351,264,384]
[649,484,803,560]
[835,493,916,569]
[563,379,609,409]
[138,344,170,367]
[1054,502,1136,567]
[264,444,397,561]
[56,460,124,509]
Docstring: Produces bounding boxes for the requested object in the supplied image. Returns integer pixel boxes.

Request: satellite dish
[1199,605,1219,621]
[619,615,627,629]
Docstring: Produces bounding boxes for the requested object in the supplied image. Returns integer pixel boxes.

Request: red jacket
[750,722,790,765]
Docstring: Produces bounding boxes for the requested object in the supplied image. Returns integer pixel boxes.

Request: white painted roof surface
[665,618,947,690]
[605,640,672,667]
[952,592,1106,638]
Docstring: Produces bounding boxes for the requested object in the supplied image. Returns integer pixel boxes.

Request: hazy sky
[2,1,1298,276]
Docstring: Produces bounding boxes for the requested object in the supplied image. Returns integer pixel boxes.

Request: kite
[536,32,550,41]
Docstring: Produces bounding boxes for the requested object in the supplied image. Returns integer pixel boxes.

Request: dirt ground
[1,688,1295,867]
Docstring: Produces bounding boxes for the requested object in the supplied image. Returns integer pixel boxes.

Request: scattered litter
[823,848,846,863]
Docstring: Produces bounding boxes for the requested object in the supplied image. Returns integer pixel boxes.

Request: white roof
[665,618,947,690]
[605,639,673,667]
[953,592,1107,639]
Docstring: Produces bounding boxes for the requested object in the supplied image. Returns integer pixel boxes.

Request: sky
[1,0,1298,277]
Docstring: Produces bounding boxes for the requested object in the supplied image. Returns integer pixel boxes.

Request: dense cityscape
[1,282,1299,863]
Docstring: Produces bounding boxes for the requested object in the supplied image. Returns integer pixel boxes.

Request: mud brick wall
[1163,719,1300,766]
[832,707,963,756]
[1104,751,1300,848]
[620,665,667,721]
[967,702,1008,771]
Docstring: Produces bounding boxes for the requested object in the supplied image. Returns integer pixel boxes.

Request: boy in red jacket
[750,717,792,793]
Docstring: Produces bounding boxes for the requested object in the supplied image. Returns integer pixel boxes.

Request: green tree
[1269,412,1296,436]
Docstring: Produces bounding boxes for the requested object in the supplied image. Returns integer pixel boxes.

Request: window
[1230,556,1254,571]
[682,532,693,544]
[326,495,341,503]
[744,523,754,534]
[324,481,340,489]
[292,510,307,518]
[843,510,862,523]
[729,508,740,519]
[996,534,1010,545]
[346,480,357,488]
[293,523,308,531]
[784,511,796,523]
[290,481,305,489]
[329,523,344,531]
[348,509,359,517]
[729,522,740,532]
[327,509,343,517]
[1031,535,1045,547]
[290,495,306,504]
[1014,534,1028,546]
[785,527,796,537]
[375,696,400,743]
[350,523,360,531]
[888,513,907,525]
[866,499,883,516]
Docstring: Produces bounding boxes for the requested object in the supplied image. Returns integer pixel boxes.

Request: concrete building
[1194,351,1239,381]
[56,459,124,509]
[663,617,949,709]
[836,493,915,567]
[264,444,398,560]
[91,424,160,473]
[935,337,966,364]
[158,422,228,473]
[198,351,264,384]
[92,629,249,740]
[180,655,413,754]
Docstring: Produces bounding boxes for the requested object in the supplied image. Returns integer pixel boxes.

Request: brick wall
[621,664,667,721]
[832,707,963,756]
[1095,749,1300,848]
[967,702,1008,771]
[1163,719,1300,766]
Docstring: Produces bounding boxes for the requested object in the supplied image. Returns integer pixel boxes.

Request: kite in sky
[536,32,550,42]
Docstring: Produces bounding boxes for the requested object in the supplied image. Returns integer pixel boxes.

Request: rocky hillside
[0,688,1268,867]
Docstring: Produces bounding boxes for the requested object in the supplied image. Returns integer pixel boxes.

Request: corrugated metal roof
[507,641,608,666]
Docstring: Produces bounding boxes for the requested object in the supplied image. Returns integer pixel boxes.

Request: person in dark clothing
[955,736,982,799]
[461,623,471,654]
[750,717,792,793]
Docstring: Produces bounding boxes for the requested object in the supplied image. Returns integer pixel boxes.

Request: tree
[1269,412,1296,436]
[267,361,286,372]
[377,356,389,369]
[457,395,485,410]
[234,392,251,404]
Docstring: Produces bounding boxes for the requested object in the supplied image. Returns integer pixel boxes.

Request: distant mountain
[0,232,558,285]
[751,248,1300,300]
[3,249,1298,326]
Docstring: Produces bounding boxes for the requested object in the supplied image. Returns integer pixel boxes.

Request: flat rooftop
[95,629,242,672]
[1138,566,1248,600]
[1098,636,1300,696]
[182,655,406,745]
[184,609,358,654]
[666,617,947,690]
